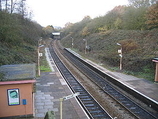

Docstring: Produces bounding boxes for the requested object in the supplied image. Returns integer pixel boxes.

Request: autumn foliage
[61,1,158,81]
[146,2,158,29]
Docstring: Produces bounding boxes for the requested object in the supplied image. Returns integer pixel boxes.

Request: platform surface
[86,59,158,103]
[34,48,88,119]
[35,47,158,118]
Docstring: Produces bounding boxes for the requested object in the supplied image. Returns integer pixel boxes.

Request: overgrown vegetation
[0,11,43,65]
[40,46,51,72]
[61,0,158,81]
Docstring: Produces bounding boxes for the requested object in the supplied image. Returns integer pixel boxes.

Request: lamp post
[117,43,123,70]
[83,39,87,54]
[152,58,158,82]
[71,37,74,49]
[37,37,44,76]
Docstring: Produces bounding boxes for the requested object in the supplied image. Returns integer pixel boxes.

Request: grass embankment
[40,57,52,72]
[39,44,52,72]
[61,30,157,81]
[0,11,43,66]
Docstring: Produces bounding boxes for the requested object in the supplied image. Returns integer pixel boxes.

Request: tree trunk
[0,0,1,11]
[11,0,13,13]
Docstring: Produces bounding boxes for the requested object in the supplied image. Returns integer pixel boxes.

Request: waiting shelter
[0,64,36,118]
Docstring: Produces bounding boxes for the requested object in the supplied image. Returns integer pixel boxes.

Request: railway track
[48,42,113,119]
[62,47,158,119]
[49,40,158,119]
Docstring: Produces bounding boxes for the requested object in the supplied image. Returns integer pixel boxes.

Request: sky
[26,0,129,27]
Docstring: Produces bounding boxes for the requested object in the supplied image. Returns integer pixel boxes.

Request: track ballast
[63,47,158,119]
[49,44,113,119]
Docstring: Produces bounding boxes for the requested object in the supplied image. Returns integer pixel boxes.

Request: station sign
[118,49,122,54]
[39,53,43,57]
[63,92,80,101]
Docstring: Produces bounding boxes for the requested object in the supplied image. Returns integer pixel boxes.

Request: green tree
[114,17,122,29]
[122,6,147,30]
[85,17,105,33]
[64,22,73,28]
[103,6,125,30]
[42,25,54,37]
[81,15,91,22]
[81,26,90,36]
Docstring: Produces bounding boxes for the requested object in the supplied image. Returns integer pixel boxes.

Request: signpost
[39,53,43,57]
[117,43,123,70]
[60,92,80,119]
[63,92,80,100]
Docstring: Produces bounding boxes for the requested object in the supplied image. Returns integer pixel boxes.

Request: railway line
[63,49,158,119]
[49,40,158,119]
[49,42,113,119]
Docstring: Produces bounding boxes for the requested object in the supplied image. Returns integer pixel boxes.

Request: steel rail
[63,48,158,119]
[48,43,113,119]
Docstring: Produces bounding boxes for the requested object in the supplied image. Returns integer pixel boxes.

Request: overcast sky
[26,0,129,27]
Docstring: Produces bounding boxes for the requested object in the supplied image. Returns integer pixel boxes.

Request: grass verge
[40,48,52,72]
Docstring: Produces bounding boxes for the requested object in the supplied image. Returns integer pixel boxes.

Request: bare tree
[5,0,7,11]
[128,0,157,8]
[10,0,18,13]
[0,0,2,11]
[0,0,12,12]
[16,0,27,16]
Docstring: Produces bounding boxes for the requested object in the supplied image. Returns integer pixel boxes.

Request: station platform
[66,48,158,103]
[34,48,88,119]
[35,46,158,118]
[86,59,158,103]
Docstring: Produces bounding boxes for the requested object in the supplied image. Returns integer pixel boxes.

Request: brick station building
[0,64,36,118]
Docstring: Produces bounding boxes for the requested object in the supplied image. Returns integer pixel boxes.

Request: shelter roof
[153,58,158,61]
[0,64,36,81]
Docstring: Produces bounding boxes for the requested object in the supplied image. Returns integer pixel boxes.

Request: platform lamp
[152,58,158,82]
[117,43,123,70]
[83,39,87,54]
[71,37,74,49]
[37,37,44,76]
